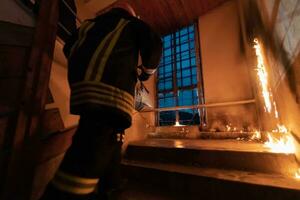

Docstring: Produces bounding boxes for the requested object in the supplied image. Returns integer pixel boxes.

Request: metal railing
[141,99,256,113]
[61,0,82,24]
[58,0,82,36]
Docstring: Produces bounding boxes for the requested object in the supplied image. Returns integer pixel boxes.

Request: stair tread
[122,159,300,191]
[128,139,285,154]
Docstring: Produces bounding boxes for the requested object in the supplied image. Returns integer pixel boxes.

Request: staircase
[120,139,300,200]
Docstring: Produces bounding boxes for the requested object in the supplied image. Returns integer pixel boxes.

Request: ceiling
[76,0,117,20]
[77,0,230,35]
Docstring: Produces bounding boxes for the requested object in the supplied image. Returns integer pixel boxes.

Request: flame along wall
[237,0,300,158]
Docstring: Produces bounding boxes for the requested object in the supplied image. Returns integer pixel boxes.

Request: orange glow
[253,38,273,113]
[251,130,261,140]
[295,169,300,179]
[264,132,295,154]
[226,124,231,131]
[253,38,296,154]
[263,124,295,154]
[174,140,184,148]
[174,121,184,127]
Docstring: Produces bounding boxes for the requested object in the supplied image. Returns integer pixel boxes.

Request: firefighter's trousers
[40,115,124,200]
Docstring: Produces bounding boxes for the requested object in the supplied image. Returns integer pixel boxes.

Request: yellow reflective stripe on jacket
[51,171,99,195]
[56,171,99,184]
[84,19,129,81]
[68,21,94,58]
[72,86,133,106]
[94,20,129,81]
[84,19,126,80]
[71,81,134,103]
[71,98,133,116]
[52,179,96,195]
[71,92,133,115]
[71,91,133,112]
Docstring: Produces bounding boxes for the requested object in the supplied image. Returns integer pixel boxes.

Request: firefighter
[40,2,162,200]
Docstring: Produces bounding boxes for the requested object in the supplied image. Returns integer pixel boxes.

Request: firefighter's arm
[136,20,162,81]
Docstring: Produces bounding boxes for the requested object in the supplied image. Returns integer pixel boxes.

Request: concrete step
[125,139,299,176]
[121,159,300,200]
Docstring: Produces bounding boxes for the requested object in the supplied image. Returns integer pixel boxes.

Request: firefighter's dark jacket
[63,8,162,129]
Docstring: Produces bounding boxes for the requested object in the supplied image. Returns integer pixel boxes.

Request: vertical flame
[253,38,272,113]
[295,169,300,179]
[253,38,296,156]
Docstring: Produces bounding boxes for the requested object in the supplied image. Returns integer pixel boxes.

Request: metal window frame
[157,23,205,126]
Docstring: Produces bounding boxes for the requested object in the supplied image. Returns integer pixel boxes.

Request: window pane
[180,28,188,35]
[183,69,191,77]
[191,57,196,66]
[159,111,176,126]
[179,109,200,125]
[181,35,188,43]
[176,45,180,53]
[177,80,182,87]
[165,48,171,56]
[181,51,189,60]
[158,83,164,91]
[176,62,181,70]
[189,41,195,49]
[157,24,202,126]
[189,32,194,39]
[165,64,172,72]
[192,75,198,84]
[182,60,190,68]
[159,99,164,107]
[164,35,171,41]
[191,67,197,75]
[183,77,191,86]
[164,40,171,48]
[165,81,172,89]
[165,55,172,63]
[181,43,188,51]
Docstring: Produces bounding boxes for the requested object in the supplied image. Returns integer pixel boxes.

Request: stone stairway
[120,139,300,200]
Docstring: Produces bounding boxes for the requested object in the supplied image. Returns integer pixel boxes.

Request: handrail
[140,99,256,113]
[58,22,72,36]
[61,0,83,24]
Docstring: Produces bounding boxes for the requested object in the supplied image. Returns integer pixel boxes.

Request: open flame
[254,38,273,113]
[250,130,261,140]
[174,120,184,127]
[253,38,295,153]
[296,169,300,179]
[264,125,295,154]
[253,38,299,177]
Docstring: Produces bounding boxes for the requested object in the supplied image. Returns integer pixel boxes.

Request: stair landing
[121,139,300,200]
[125,139,299,176]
